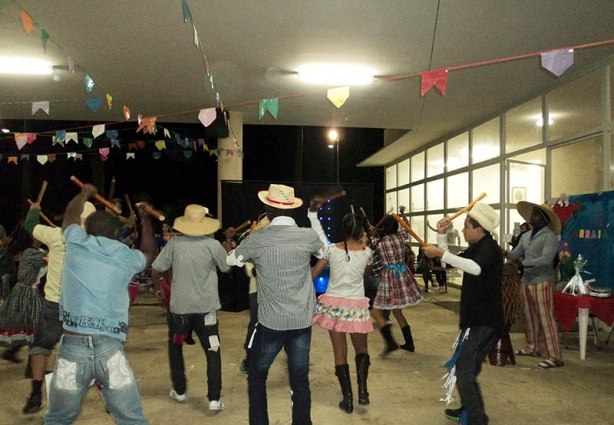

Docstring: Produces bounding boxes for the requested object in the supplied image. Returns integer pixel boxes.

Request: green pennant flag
[183,151,193,159]
[258,98,278,120]
[42,30,49,53]
[83,137,93,148]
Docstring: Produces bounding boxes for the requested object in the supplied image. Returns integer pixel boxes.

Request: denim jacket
[506,226,558,285]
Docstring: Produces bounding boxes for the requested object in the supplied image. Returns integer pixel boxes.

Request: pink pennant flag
[198,138,205,146]
[137,141,146,150]
[32,101,50,115]
[76,153,83,161]
[226,149,234,157]
[541,49,574,77]
[198,108,217,127]
[99,147,110,158]
[67,56,74,73]
[421,69,448,96]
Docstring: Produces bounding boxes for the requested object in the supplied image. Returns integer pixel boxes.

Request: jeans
[44,334,148,425]
[30,300,63,356]
[248,324,312,425]
[455,326,500,425]
[168,312,222,400]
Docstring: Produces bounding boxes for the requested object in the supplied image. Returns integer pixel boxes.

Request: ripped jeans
[44,334,148,425]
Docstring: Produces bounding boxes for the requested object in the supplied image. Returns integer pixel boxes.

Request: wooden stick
[359,207,372,227]
[371,208,394,233]
[27,199,57,228]
[233,220,251,233]
[350,204,355,215]
[108,176,116,202]
[448,193,487,221]
[36,180,48,204]
[250,220,257,233]
[392,213,427,247]
[70,176,122,214]
[326,190,346,202]
[135,202,165,221]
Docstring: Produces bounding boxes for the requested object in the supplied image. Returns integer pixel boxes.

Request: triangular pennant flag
[126,153,136,160]
[21,154,30,161]
[198,108,216,127]
[84,74,95,94]
[136,116,156,134]
[152,125,157,135]
[32,101,49,115]
[66,132,78,144]
[216,148,221,156]
[137,114,142,125]
[67,152,77,160]
[100,155,109,162]
[92,125,105,139]
[42,30,49,53]
[258,98,279,120]
[184,151,193,159]
[142,126,149,135]
[106,93,113,110]
[174,133,182,144]
[182,138,190,148]
[110,140,120,148]
[76,153,83,160]
[198,138,205,146]
[203,144,209,152]
[26,133,37,144]
[193,25,199,48]
[193,141,197,151]
[123,106,131,120]
[8,156,18,164]
[37,155,48,165]
[15,135,28,150]
[67,56,74,73]
[82,138,93,148]
[128,142,137,151]
[86,97,103,113]
[48,154,56,163]
[541,49,574,77]
[226,149,235,157]
[136,141,146,150]
[327,86,350,108]
[99,147,110,158]
[105,130,119,140]
[152,152,162,160]
[21,10,33,34]
[182,0,191,23]
[155,140,166,151]
[203,54,210,75]
[53,130,66,146]
[164,128,170,138]
[421,69,448,96]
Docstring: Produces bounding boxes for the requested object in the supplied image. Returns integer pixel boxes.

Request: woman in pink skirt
[310,200,373,414]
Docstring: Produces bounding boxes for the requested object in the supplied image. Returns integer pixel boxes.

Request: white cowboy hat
[258,184,303,209]
[516,201,562,235]
[467,202,500,233]
[173,204,220,236]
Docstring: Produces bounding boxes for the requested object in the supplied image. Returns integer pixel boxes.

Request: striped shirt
[227,215,326,330]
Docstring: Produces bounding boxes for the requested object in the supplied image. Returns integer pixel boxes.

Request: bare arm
[63,184,97,231]
[136,203,156,269]
[311,258,328,281]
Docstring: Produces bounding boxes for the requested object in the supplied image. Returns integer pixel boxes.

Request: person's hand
[224,227,237,241]
[82,183,97,198]
[136,202,152,221]
[436,216,451,234]
[155,288,166,304]
[399,205,406,214]
[309,196,325,212]
[29,201,41,210]
[423,244,444,259]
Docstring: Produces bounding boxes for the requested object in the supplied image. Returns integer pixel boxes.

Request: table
[553,292,614,359]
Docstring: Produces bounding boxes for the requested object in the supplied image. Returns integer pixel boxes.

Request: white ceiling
[1,1,614,166]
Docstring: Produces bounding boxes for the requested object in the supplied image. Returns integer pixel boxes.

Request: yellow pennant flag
[155,140,166,151]
[327,86,350,108]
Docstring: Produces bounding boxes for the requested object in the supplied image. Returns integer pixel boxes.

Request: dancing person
[417,246,438,292]
[44,183,155,425]
[310,202,374,414]
[424,202,503,425]
[150,204,230,410]
[225,184,327,425]
[0,232,16,306]
[503,202,563,369]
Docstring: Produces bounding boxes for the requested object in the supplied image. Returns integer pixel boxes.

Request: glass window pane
[472,165,500,204]
[386,191,398,214]
[508,162,544,205]
[397,159,410,186]
[611,65,614,121]
[408,215,425,245]
[507,209,526,242]
[426,214,441,243]
[398,188,409,212]
[447,173,469,209]
[509,149,546,164]
[411,152,425,181]
[386,165,397,189]
[447,132,469,171]
[552,136,603,196]
[548,69,602,141]
[472,118,500,164]
[411,184,424,213]
[427,179,444,211]
[505,97,543,153]
[427,144,445,177]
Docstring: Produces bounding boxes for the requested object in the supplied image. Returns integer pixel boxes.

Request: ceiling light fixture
[297,64,374,86]
[0,57,54,75]
[1,128,10,133]
[536,117,554,127]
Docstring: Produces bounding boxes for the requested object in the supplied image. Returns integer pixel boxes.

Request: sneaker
[209,400,225,411]
[169,388,186,402]
[240,358,249,374]
[444,406,464,421]
[22,394,42,414]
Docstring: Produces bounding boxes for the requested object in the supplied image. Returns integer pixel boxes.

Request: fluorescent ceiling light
[297,64,374,85]
[0,57,54,75]
[536,117,554,127]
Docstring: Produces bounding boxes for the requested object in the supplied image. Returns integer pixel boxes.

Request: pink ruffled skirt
[313,294,373,334]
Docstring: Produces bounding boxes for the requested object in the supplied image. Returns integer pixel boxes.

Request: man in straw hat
[225,184,327,425]
[503,201,563,369]
[424,202,503,425]
[44,184,156,425]
[151,204,230,411]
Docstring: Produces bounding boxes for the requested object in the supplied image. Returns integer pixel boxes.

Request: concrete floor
[1,285,613,425]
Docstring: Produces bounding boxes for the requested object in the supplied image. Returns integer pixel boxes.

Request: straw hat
[467,202,500,233]
[258,184,303,209]
[173,204,220,236]
[516,201,561,235]
[80,201,96,227]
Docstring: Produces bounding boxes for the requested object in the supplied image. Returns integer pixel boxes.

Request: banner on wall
[562,190,614,289]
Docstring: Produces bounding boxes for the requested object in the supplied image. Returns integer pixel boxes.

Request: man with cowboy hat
[504,201,563,369]
[424,202,503,425]
[151,204,230,411]
[225,184,327,425]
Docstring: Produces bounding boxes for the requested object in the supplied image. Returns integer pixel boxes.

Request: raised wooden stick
[326,190,346,202]
[392,213,427,247]
[36,180,48,204]
[27,199,57,228]
[449,192,487,220]
[359,207,372,227]
[135,202,165,221]
[70,176,122,214]
[232,220,251,233]
[370,208,394,233]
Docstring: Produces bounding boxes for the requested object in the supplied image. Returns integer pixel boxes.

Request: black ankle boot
[379,324,398,357]
[399,325,415,352]
[355,353,370,405]
[335,364,353,413]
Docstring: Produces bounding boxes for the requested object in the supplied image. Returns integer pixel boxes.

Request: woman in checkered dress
[0,230,47,362]
[371,216,422,356]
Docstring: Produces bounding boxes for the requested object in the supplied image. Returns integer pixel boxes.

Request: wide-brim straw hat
[173,204,220,236]
[517,201,562,235]
[467,201,500,233]
[258,184,303,209]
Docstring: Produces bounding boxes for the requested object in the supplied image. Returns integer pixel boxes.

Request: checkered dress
[0,248,46,348]
[373,230,422,309]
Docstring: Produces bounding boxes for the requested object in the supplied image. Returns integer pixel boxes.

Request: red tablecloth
[553,292,614,332]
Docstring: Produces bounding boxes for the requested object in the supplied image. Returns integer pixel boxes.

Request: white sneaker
[209,400,225,411]
[169,389,186,402]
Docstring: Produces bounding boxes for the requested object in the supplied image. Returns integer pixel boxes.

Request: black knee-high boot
[335,364,353,413]
[379,324,399,356]
[399,325,415,352]
[355,353,370,405]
